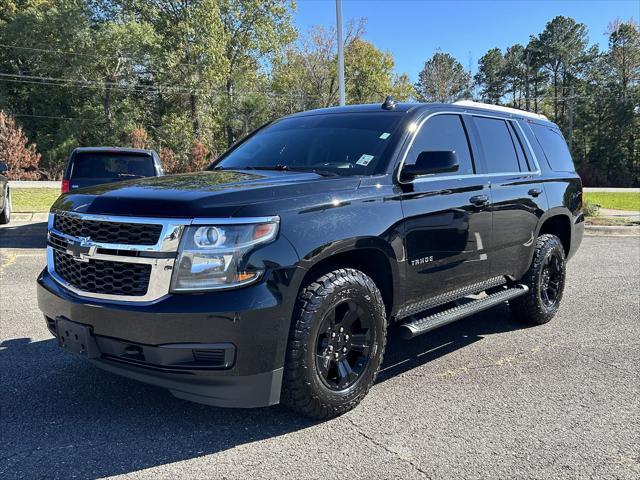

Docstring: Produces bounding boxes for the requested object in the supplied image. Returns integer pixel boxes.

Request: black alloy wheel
[510,233,566,325]
[539,251,563,308]
[315,299,373,391]
[281,268,387,419]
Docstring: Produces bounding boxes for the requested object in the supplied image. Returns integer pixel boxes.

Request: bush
[0,111,41,179]
[159,147,179,174]
[129,127,150,149]
[583,200,600,217]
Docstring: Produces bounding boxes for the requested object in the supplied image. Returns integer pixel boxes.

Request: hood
[52,170,361,217]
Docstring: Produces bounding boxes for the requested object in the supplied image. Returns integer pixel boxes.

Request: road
[1,221,638,480]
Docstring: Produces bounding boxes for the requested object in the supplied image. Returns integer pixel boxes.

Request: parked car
[0,162,11,224]
[38,99,584,419]
[61,147,163,193]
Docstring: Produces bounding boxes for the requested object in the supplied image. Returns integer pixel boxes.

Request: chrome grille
[54,214,162,245]
[46,211,276,303]
[53,250,151,296]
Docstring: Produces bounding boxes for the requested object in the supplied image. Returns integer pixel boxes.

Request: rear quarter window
[530,124,575,172]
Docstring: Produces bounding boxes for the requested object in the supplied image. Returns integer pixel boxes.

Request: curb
[584,224,640,236]
[8,181,60,189]
[9,212,49,222]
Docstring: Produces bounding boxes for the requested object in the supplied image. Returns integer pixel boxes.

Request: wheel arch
[294,238,401,318]
[537,210,572,256]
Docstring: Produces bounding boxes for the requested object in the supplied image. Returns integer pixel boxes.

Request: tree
[475,48,505,103]
[345,38,415,104]
[536,16,589,122]
[0,111,41,179]
[607,19,640,95]
[415,51,469,103]
[606,20,640,184]
[119,0,227,144]
[218,0,295,146]
[271,19,367,113]
[128,126,149,149]
[502,44,527,108]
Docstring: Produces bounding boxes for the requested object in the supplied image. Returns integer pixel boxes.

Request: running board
[399,285,529,340]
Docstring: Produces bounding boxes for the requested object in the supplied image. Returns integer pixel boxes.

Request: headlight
[170,219,279,292]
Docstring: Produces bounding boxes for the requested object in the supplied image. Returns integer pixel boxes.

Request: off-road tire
[0,187,10,224]
[510,234,566,325]
[281,268,387,420]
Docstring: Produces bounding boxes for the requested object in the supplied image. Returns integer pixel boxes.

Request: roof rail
[453,100,548,121]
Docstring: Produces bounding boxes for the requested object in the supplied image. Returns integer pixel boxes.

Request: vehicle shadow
[379,304,530,382]
[0,305,527,479]
[0,221,47,249]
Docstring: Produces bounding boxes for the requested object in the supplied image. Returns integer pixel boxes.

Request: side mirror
[401,151,459,181]
[0,162,8,174]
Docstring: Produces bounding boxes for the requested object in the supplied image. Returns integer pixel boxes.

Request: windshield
[212,113,404,176]
[69,153,155,179]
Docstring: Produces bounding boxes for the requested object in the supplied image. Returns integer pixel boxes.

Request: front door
[399,114,492,313]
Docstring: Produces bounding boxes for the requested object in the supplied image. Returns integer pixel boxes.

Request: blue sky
[294,0,639,79]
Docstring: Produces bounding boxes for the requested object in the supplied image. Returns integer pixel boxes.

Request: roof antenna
[382,95,396,110]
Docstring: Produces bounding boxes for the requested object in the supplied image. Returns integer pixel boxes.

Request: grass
[586,216,639,226]
[12,188,61,212]
[583,192,640,211]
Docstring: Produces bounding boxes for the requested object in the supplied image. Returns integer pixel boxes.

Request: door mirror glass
[401,151,459,181]
[0,162,8,174]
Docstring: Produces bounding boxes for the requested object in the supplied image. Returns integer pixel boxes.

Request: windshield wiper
[243,165,338,177]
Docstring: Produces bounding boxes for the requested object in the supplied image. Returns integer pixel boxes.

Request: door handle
[469,195,489,206]
[528,188,543,197]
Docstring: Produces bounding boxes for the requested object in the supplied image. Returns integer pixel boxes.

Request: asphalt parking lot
[1,221,638,480]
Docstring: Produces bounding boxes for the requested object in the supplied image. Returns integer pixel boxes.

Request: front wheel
[510,234,566,325]
[281,268,387,420]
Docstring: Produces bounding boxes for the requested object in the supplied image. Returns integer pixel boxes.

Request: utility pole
[568,85,575,151]
[336,0,345,106]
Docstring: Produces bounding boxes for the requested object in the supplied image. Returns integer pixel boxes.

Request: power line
[0,72,316,100]
[0,42,200,70]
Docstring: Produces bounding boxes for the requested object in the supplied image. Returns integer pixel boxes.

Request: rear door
[469,115,548,280]
[399,113,492,311]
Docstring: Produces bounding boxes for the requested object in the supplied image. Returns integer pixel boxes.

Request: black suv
[61,147,163,193]
[37,100,584,419]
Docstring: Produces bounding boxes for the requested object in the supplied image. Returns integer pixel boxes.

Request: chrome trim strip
[47,212,280,303]
[191,216,280,225]
[396,110,542,185]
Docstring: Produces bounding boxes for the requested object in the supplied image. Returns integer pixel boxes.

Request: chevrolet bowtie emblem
[66,237,97,262]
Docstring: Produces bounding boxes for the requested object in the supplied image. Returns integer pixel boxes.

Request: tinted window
[214,113,403,176]
[407,114,474,174]
[508,122,532,171]
[70,153,155,179]
[474,117,521,173]
[530,124,575,172]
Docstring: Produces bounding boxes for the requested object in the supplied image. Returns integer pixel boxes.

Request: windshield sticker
[356,154,375,166]
[379,132,391,139]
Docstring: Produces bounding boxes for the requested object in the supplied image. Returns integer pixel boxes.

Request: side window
[530,123,575,172]
[408,114,474,175]
[474,117,521,173]
[508,122,532,171]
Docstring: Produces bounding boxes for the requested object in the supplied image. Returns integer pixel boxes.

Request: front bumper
[37,268,296,408]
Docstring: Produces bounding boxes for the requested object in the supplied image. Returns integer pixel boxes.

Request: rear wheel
[0,187,11,224]
[510,234,566,325]
[281,268,387,419]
